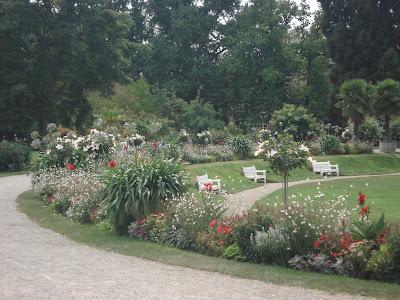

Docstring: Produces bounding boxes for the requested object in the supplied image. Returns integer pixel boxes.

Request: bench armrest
[256,170,266,175]
[330,164,339,169]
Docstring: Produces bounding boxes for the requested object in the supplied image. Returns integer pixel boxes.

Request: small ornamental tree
[263,132,309,208]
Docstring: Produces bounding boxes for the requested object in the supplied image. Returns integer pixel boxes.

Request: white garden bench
[196,174,222,193]
[311,161,340,176]
[242,166,267,183]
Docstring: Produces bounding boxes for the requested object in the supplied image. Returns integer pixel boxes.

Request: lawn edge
[16,190,400,299]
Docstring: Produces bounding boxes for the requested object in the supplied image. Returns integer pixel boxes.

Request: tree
[292,11,332,120]
[318,0,400,85]
[336,79,372,136]
[373,79,400,141]
[263,132,309,207]
[216,0,304,125]
[138,0,240,101]
[268,104,319,140]
[0,0,132,136]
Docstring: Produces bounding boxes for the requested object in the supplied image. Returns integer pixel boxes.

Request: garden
[2,0,400,298]
[2,112,393,296]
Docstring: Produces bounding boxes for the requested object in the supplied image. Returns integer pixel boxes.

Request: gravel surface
[1,174,374,300]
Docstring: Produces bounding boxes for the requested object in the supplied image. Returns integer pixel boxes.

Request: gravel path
[225,172,400,215]
[1,175,373,300]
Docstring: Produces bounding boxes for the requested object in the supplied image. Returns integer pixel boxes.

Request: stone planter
[379,140,397,153]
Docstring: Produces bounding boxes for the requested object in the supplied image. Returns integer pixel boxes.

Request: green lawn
[16,190,400,299]
[257,175,400,224]
[185,154,400,194]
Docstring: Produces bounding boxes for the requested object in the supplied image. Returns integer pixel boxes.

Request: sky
[296,0,320,12]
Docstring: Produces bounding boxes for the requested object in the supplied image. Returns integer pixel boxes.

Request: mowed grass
[185,154,400,194]
[258,175,400,224]
[17,190,400,299]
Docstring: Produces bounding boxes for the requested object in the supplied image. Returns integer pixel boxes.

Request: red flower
[66,163,76,171]
[360,206,369,216]
[331,251,339,258]
[108,159,118,169]
[224,225,233,235]
[209,219,218,228]
[217,224,225,234]
[203,182,213,193]
[358,193,366,205]
[319,234,327,243]
[313,239,320,250]
[340,233,352,251]
[151,142,158,150]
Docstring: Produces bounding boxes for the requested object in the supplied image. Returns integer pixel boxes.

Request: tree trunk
[384,115,391,141]
[283,172,288,209]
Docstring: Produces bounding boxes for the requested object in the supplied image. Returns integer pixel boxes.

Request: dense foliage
[103,156,186,234]
[0,140,31,171]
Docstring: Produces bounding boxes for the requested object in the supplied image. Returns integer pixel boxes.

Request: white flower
[56,144,64,150]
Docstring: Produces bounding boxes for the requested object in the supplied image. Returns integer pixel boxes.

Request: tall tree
[318,0,400,85]
[216,0,303,125]
[292,11,332,120]
[0,0,132,136]
[136,0,240,101]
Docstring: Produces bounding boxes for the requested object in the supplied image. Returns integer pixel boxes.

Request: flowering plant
[83,129,115,160]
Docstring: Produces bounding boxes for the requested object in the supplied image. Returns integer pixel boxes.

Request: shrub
[269,104,319,139]
[196,219,234,256]
[318,134,342,155]
[344,241,375,278]
[358,118,384,142]
[32,168,104,223]
[227,136,253,159]
[388,226,400,271]
[289,254,348,275]
[0,140,31,171]
[222,244,245,261]
[103,156,186,235]
[366,245,394,280]
[232,208,274,261]
[162,194,225,250]
[181,144,235,164]
[252,225,291,265]
[391,118,400,141]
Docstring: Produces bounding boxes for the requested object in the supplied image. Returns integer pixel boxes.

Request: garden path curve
[1,174,372,300]
[225,173,400,215]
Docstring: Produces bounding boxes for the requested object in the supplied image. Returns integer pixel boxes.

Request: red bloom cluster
[209,219,218,228]
[313,233,327,250]
[358,192,369,220]
[151,142,158,150]
[66,163,76,171]
[358,193,366,205]
[360,206,369,216]
[108,159,118,169]
[203,182,213,193]
[209,219,233,235]
[217,224,233,235]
